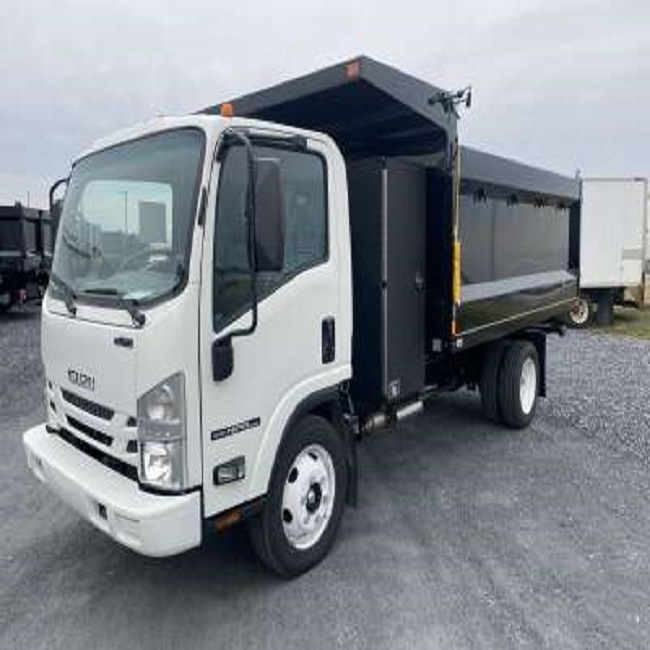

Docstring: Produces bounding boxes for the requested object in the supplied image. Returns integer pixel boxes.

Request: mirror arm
[49,177,69,212]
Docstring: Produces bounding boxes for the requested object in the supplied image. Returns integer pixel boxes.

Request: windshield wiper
[81,287,146,328]
[49,271,77,316]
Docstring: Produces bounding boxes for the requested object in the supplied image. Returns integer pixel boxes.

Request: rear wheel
[248,415,347,577]
[498,340,539,429]
[480,341,509,423]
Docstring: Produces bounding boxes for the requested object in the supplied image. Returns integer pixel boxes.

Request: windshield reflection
[52,129,204,304]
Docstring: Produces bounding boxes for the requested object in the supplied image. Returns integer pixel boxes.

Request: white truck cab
[25,114,354,574]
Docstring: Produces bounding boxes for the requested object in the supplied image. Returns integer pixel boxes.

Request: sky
[1,0,648,208]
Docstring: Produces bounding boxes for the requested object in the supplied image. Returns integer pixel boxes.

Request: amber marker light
[214,509,242,533]
[346,60,360,80]
[220,102,234,117]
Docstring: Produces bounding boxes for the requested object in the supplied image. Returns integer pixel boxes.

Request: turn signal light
[214,510,243,533]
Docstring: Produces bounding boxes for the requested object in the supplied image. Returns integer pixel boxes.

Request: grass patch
[598,306,650,341]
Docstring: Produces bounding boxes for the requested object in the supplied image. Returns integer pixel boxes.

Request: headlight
[141,440,185,488]
[137,373,187,491]
[145,384,179,423]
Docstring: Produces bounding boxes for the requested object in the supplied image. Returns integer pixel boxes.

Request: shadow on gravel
[108,526,278,593]
[9,517,279,610]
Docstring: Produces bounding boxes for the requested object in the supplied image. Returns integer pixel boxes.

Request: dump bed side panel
[453,149,580,348]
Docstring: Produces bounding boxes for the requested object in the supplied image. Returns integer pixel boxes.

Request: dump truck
[23,57,580,576]
[0,203,54,312]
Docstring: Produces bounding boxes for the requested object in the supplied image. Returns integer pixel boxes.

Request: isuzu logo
[67,369,95,392]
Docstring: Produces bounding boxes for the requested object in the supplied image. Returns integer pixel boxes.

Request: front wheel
[248,415,347,577]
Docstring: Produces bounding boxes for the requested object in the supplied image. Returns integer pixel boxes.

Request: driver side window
[213,144,328,332]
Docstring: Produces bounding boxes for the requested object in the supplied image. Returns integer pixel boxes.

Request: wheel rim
[520,357,537,415]
[281,443,336,551]
[570,298,590,325]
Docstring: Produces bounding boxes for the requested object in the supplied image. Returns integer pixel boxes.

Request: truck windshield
[51,128,204,304]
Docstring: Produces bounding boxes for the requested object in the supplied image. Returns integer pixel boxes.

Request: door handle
[414,271,425,292]
[322,317,335,364]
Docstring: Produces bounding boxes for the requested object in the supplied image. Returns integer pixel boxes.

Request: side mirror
[49,177,68,247]
[50,199,63,242]
[253,157,285,272]
[213,337,234,382]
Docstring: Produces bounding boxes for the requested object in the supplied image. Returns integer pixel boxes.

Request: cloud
[1,0,648,206]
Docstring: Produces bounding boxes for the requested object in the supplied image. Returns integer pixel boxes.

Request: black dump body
[455,148,580,347]
[206,56,580,413]
[0,204,54,300]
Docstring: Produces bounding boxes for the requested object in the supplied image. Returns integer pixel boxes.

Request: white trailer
[646,193,650,306]
[569,178,648,326]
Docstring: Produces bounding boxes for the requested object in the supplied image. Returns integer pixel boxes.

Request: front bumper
[24,424,201,557]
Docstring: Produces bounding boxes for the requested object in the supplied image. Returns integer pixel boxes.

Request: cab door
[199,134,350,517]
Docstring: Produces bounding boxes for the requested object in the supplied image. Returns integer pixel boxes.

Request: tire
[567,296,592,328]
[498,340,539,429]
[480,341,509,423]
[248,415,347,578]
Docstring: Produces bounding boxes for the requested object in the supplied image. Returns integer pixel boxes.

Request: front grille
[66,415,113,447]
[57,428,138,482]
[61,388,114,421]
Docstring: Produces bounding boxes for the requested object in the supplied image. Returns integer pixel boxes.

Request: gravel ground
[2,308,650,650]
[544,332,650,463]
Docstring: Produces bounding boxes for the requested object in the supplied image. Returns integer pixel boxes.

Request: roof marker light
[220,103,234,117]
[346,60,360,80]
